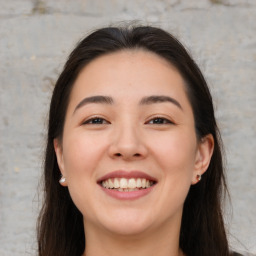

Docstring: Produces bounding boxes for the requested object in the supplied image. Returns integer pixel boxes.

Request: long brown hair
[37,24,229,256]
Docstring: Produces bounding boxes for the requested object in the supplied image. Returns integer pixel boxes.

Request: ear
[191,134,214,185]
[53,138,68,186]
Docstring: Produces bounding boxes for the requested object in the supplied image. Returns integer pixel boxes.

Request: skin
[54,50,214,256]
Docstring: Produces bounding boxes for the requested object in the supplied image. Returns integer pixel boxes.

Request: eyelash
[146,116,174,125]
[82,116,174,125]
[82,117,109,125]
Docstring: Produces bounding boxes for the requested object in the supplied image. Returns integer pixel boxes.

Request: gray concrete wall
[0,0,255,255]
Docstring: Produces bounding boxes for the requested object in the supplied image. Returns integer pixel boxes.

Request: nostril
[113,152,141,158]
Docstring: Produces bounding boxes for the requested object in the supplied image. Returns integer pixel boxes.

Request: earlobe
[192,134,214,185]
[53,138,68,186]
[59,175,67,186]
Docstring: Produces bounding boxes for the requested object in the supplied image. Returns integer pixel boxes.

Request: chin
[104,222,151,237]
[97,210,154,236]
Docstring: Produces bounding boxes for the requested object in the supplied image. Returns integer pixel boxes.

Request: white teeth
[128,178,136,188]
[109,179,114,188]
[136,178,142,187]
[120,178,128,188]
[114,178,119,188]
[141,178,146,188]
[117,188,140,192]
[101,177,154,190]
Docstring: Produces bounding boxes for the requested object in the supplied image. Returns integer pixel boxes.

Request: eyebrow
[73,94,183,114]
[73,95,113,114]
[139,95,183,110]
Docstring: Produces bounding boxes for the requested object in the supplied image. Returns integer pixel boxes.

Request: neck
[82,219,184,256]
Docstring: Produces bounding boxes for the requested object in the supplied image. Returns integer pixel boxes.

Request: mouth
[100,177,156,192]
[97,170,157,199]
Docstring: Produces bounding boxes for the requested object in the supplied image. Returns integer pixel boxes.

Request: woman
[37,24,242,256]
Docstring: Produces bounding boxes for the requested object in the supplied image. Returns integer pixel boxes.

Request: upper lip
[97,170,157,183]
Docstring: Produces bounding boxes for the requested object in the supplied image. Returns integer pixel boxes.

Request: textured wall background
[0,0,255,255]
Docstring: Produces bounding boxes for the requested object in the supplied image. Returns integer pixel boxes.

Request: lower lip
[99,185,155,200]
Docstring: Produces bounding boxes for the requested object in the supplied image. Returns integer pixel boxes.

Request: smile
[101,178,155,191]
[98,170,157,200]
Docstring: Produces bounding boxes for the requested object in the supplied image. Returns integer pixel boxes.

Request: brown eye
[83,117,109,125]
[147,117,173,125]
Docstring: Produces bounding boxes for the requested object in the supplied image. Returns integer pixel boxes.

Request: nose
[108,123,148,161]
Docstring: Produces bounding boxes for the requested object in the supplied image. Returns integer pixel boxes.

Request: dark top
[232,252,256,256]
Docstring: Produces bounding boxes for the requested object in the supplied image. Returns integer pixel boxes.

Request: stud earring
[196,174,202,181]
[59,176,66,184]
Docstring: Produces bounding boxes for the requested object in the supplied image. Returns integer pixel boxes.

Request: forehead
[66,49,192,114]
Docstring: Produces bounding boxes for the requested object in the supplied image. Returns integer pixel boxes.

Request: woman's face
[54,50,213,237]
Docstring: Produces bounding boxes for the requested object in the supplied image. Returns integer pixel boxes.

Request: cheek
[150,130,197,174]
[61,133,108,215]
[143,131,197,223]
[62,132,107,178]
[148,130,197,206]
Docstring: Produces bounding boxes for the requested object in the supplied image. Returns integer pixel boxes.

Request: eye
[146,117,173,125]
[83,117,110,125]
